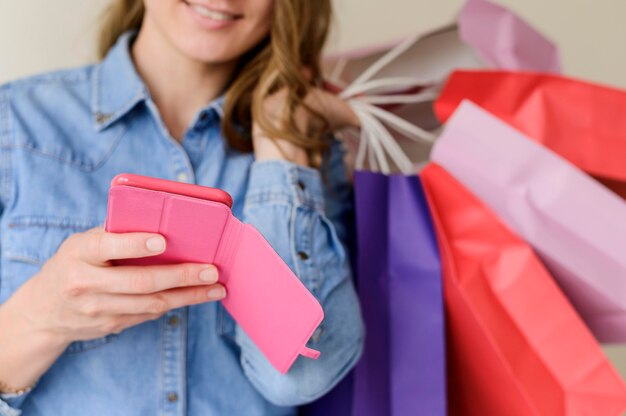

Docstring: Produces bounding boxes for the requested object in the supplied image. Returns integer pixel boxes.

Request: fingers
[301,66,313,82]
[93,263,219,295]
[108,313,164,334]
[305,88,359,130]
[94,284,227,316]
[77,228,167,265]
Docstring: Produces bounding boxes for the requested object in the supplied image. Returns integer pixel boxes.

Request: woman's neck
[131,21,236,141]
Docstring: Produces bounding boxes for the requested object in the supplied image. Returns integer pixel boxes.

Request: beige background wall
[2,0,626,88]
[2,0,626,376]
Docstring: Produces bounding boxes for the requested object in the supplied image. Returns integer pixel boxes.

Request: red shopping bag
[434,70,626,197]
[421,163,626,415]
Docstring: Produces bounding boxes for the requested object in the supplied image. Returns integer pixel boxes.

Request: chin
[145,0,273,65]
[177,36,244,64]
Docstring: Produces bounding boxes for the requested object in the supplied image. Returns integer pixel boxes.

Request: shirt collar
[91,31,226,132]
[91,31,148,131]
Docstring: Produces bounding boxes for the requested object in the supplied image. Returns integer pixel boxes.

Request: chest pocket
[1,216,118,353]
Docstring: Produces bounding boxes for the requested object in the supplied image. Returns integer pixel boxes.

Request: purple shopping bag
[302,172,446,415]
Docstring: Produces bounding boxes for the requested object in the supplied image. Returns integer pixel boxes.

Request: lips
[183,1,243,21]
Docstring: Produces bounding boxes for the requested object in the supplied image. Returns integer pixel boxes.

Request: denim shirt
[0,32,363,416]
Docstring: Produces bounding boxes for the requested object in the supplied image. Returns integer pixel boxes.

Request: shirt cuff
[245,160,325,213]
[0,395,23,416]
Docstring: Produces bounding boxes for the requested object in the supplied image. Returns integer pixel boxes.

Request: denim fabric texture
[0,32,364,416]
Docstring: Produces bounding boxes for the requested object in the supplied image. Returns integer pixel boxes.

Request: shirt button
[94,112,112,124]
[167,392,178,403]
[177,172,189,182]
[298,251,309,261]
[167,316,180,328]
[297,180,306,191]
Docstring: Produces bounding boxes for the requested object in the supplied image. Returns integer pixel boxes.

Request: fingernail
[146,237,165,252]
[208,286,226,300]
[199,267,218,283]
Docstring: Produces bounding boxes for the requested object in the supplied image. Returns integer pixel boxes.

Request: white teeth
[190,4,237,20]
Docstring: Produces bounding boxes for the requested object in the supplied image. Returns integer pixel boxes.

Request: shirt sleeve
[236,138,364,406]
[0,86,30,416]
[0,392,28,416]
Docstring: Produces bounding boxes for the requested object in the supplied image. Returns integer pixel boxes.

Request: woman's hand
[252,87,359,166]
[18,226,225,343]
[0,226,225,390]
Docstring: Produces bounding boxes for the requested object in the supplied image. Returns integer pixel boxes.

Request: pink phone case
[104,174,323,374]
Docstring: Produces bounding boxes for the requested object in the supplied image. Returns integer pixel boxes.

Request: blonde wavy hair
[98,0,332,166]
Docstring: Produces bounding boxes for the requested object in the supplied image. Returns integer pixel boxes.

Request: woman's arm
[237,136,364,406]
[0,295,69,408]
[0,86,229,414]
[0,87,49,413]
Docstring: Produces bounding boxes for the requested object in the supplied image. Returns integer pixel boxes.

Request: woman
[0,0,364,414]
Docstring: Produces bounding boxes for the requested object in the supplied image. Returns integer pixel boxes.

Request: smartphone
[110,173,233,208]
[104,172,323,374]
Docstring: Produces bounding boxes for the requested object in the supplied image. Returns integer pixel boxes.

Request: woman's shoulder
[1,64,97,118]
[0,63,126,171]
[0,63,99,139]
[3,63,94,86]
[1,64,96,101]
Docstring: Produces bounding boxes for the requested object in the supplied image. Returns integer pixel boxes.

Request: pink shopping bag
[431,100,626,342]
